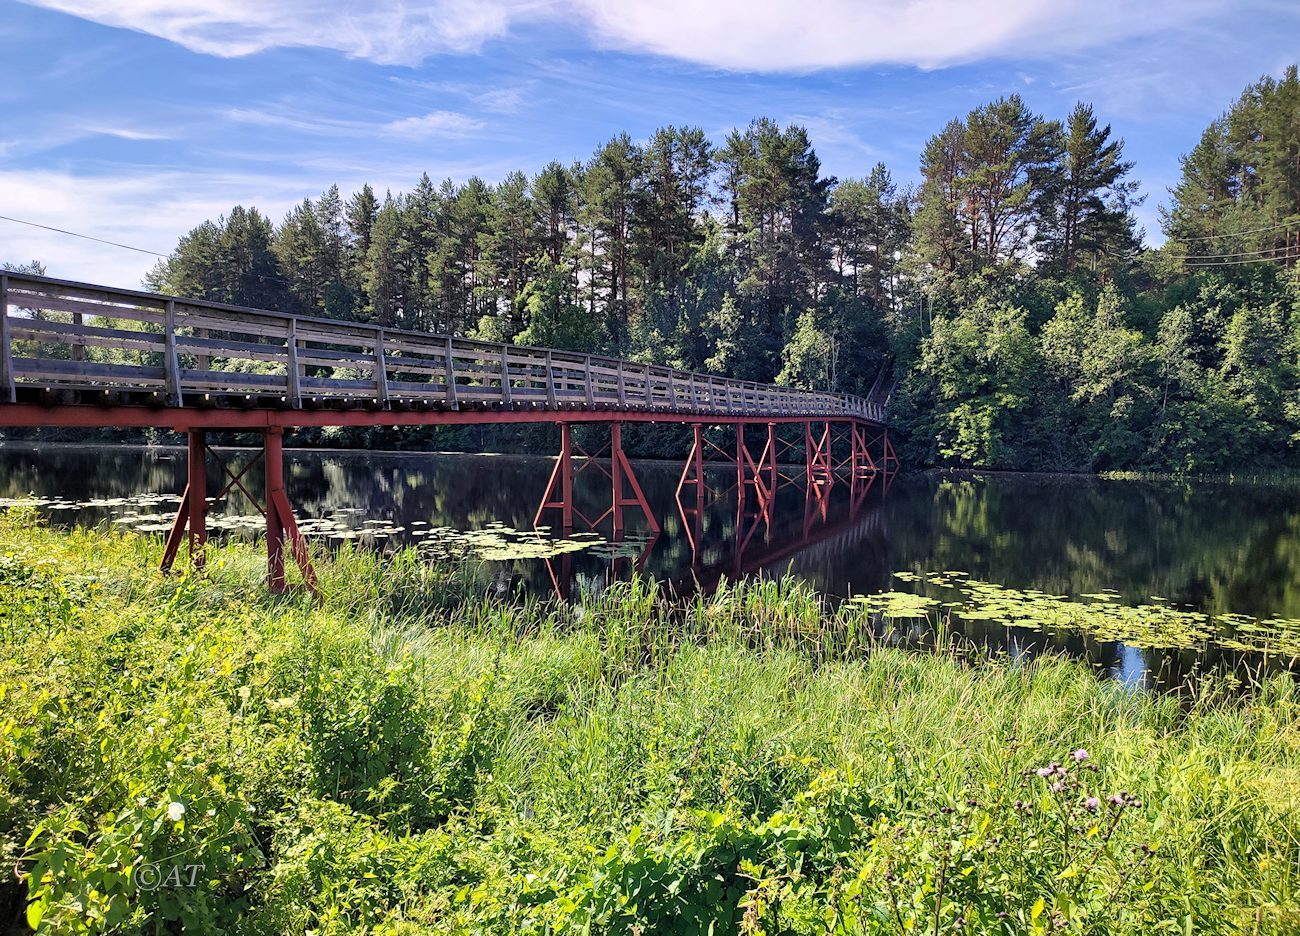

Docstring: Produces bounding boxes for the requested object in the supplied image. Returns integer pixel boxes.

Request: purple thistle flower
[1084,797,1100,811]
[1036,766,1054,778]
[1108,794,1125,807]
[1071,748,1089,762]
[1051,781,1066,793]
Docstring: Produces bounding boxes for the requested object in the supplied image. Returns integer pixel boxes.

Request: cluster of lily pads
[415,522,602,562]
[0,495,604,564]
[854,570,1300,660]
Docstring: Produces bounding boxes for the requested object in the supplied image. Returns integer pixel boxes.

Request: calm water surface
[3,443,1299,689]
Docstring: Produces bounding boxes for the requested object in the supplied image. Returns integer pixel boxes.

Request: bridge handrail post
[444,338,460,409]
[583,355,595,407]
[500,344,512,405]
[374,328,391,409]
[616,360,627,406]
[545,350,557,408]
[0,275,15,403]
[286,318,303,409]
[164,299,182,406]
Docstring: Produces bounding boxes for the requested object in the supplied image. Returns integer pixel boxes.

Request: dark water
[3,443,1299,689]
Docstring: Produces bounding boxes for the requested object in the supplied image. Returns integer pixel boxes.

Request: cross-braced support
[736,422,777,504]
[849,422,878,479]
[881,429,900,473]
[805,420,834,487]
[535,422,659,536]
[161,428,318,595]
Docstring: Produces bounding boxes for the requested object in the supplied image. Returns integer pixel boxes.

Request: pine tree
[1035,103,1141,273]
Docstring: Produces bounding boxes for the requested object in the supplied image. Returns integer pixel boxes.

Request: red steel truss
[2,403,893,594]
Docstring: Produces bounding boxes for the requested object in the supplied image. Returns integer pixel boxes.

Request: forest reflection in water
[3,442,1300,692]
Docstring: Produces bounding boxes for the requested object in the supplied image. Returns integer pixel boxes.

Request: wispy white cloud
[22,0,536,65]
[22,0,1245,72]
[473,86,527,113]
[383,110,485,138]
[78,125,172,141]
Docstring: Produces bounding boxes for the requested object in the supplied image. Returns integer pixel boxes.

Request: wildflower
[1070,748,1089,762]
[1036,763,1058,778]
[1051,781,1066,793]
[1107,794,1125,807]
[1083,797,1100,812]
[167,801,186,822]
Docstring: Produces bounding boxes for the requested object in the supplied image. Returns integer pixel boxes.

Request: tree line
[131,67,1300,472]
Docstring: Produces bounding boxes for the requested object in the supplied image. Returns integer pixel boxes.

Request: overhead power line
[0,213,168,257]
[0,212,295,289]
[1185,248,1300,268]
[1182,243,1300,261]
[1169,217,1300,241]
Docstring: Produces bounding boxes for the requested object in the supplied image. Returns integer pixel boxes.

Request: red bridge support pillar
[535,423,576,532]
[264,428,317,594]
[161,429,207,573]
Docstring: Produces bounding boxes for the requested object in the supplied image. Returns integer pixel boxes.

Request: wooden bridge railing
[0,272,887,424]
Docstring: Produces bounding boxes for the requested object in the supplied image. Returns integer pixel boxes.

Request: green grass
[1,509,1298,934]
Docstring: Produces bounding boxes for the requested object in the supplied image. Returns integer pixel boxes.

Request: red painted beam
[0,402,886,432]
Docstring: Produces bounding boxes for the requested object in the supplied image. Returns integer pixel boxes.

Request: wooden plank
[12,356,166,384]
[2,291,168,326]
[286,320,302,408]
[0,275,13,402]
[180,369,287,391]
[7,322,164,354]
[583,356,594,406]
[179,312,294,343]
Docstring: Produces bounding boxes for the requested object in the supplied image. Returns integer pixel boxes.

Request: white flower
[167,801,186,822]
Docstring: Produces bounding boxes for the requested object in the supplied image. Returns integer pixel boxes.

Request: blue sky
[3,0,1299,287]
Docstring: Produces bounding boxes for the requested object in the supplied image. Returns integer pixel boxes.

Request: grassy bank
[1,511,1297,934]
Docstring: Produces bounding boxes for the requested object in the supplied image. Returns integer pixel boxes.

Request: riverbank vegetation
[2,510,1298,933]
[3,67,1276,473]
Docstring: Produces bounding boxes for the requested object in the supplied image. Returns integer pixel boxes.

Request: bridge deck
[0,272,887,429]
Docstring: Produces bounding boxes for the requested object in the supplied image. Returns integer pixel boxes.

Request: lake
[3,442,1299,689]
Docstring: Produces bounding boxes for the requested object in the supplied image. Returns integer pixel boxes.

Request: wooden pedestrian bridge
[0,271,896,592]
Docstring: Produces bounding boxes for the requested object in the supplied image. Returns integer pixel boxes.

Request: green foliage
[2,514,1299,933]
[133,68,1300,473]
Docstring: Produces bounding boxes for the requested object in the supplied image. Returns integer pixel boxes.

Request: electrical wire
[1181,243,1300,260]
[0,212,295,288]
[0,213,167,256]
[1168,217,1300,241]
[1184,248,1300,268]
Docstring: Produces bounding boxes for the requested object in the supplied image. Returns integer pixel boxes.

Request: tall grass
[1,509,1298,934]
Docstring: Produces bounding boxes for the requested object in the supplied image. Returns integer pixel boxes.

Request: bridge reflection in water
[542,444,895,601]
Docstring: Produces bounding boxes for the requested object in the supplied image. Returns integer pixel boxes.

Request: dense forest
[34,68,1300,471]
